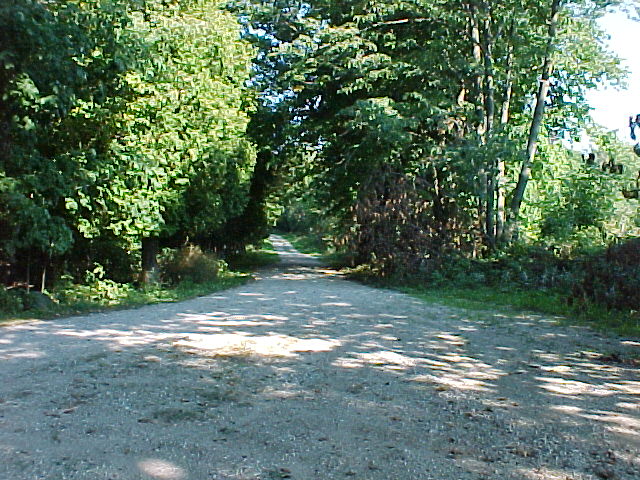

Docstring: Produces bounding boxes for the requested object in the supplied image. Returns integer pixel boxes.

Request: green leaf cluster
[1,0,256,286]
[237,0,633,266]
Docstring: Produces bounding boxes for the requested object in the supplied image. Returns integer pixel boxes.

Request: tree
[1,0,257,287]
[236,0,627,267]
[0,0,135,286]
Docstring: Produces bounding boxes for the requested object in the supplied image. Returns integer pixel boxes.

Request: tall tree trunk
[141,236,160,284]
[469,4,486,137]
[500,34,514,126]
[502,0,561,243]
[26,252,31,293]
[212,148,275,253]
[41,256,48,292]
[467,3,488,237]
[496,26,514,242]
[480,10,496,248]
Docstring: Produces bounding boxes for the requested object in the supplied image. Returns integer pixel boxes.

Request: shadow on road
[0,235,639,479]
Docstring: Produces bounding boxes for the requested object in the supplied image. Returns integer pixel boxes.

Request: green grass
[226,238,280,272]
[0,239,279,326]
[398,283,640,338]
[0,275,248,327]
[400,284,568,316]
[259,237,277,252]
[278,232,326,256]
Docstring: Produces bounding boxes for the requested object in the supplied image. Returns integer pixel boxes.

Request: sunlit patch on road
[173,332,342,358]
[138,458,186,480]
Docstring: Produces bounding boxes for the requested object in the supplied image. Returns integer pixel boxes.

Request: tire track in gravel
[1,235,639,480]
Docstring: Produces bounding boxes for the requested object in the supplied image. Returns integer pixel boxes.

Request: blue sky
[586,10,640,141]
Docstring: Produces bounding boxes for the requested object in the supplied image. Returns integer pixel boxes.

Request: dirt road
[1,235,639,479]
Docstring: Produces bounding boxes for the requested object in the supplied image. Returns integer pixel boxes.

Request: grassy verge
[277,232,640,338]
[278,232,326,256]
[0,275,248,327]
[399,284,569,316]
[362,276,640,338]
[0,239,279,326]
[226,237,280,272]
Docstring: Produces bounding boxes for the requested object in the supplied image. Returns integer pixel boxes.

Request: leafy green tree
[237,0,627,269]
[0,0,134,286]
[1,0,256,287]
[107,0,256,279]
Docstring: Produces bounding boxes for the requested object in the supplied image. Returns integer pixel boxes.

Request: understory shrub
[54,264,135,306]
[0,287,25,313]
[341,173,449,278]
[570,238,640,311]
[160,246,226,284]
[418,245,573,290]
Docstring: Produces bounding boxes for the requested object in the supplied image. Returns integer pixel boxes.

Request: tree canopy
[1,0,255,285]
[1,0,638,289]
[235,0,637,273]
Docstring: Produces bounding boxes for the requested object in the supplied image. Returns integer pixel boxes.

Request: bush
[0,287,24,314]
[54,265,135,306]
[160,246,226,285]
[341,173,447,278]
[570,238,640,311]
[0,287,56,314]
[418,245,574,291]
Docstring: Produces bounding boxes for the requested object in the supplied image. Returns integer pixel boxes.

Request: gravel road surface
[1,235,639,480]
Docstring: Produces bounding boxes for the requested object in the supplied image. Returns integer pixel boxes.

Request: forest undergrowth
[0,239,278,326]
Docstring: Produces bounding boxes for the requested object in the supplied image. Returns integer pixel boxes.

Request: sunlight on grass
[226,239,280,272]
[278,232,326,256]
[0,276,248,326]
[400,285,640,339]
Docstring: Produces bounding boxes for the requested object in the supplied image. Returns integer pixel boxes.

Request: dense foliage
[238,0,638,270]
[1,0,639,317]
[1,0,256,290]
